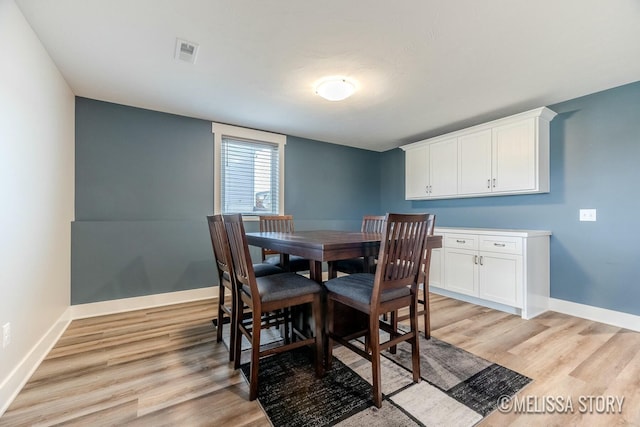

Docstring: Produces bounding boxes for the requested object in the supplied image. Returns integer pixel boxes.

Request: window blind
[220,136,280,215]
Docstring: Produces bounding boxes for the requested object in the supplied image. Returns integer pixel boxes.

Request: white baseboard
[549,298,640,332]
[0,308,72,417]
[1,287,217,417]
[429,287,639,332]
[70,287,216,319]
[429,286,521,316]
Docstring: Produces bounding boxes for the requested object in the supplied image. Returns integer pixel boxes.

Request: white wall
[0,0,75,412]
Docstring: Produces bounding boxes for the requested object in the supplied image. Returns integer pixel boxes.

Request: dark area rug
[240,335,531,426]
[240,349,372,426]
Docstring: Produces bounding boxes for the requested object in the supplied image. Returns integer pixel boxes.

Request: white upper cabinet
[458,129,492,195]
[404,137,457,199]
[401,107,556,200]
[491,118,537,193]
[429,138,458,197]
[405,144,430,199]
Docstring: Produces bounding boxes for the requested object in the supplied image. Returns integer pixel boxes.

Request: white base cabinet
[430,227,550,319]
[428,247,444,288]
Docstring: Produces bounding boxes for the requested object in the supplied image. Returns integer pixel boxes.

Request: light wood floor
[1,293,638,426]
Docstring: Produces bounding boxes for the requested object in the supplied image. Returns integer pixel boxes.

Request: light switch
[579,209,597,222]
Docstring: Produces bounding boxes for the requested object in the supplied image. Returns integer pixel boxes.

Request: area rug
[239,334,531,427]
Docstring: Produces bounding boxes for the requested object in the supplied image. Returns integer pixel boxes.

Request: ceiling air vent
[175,38,199,64]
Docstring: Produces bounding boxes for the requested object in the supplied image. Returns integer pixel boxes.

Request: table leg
[327,261,337,280]
[309,260,323,284]
[279,253,290,271]
[363,255,375,273]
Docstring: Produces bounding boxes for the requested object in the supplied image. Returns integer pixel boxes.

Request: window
[213,123,285,216]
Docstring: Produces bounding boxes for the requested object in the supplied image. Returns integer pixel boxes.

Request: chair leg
[249,312,262,401]
[284,307,291,344]
[423,284,431,339]
[389,310,398,354]
[370,315,383,408]
[232,296,244,370]
[312,296,325,377]
[216,284,226,343]
[410,298,421,383]
[326,298,334,370]
[228,286,237,362]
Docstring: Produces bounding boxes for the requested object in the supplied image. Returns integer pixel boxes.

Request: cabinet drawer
[479,236,522,254]
[445,234,478,250]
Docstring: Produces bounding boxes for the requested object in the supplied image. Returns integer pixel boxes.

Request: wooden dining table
[246,230,385,284]
[246,229,442,283]
[246,229,443,338]
[246,230,442,350]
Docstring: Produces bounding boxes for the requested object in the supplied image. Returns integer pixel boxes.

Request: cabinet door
[405,145,430,199]
[492,118,536,192]
[427,248,443,288]
[444,248,478,296]
[458,129,492,195]
[478,252,522,307]
[429,137,458,197]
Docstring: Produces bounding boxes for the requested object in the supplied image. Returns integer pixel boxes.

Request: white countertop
[434,227,552,237]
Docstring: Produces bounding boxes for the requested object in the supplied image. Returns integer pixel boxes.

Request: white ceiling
[16,0,640,152]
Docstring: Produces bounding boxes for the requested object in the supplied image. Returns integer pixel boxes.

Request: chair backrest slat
[361,215,386,233]
[373,214,431,300]
[259,215,295,259]
[207,215,232,278]
[418,215,437,285]
[259,215,295,233]
[223,214,261,307]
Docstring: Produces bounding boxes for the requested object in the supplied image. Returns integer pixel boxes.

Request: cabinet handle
[429,185,432,193]
[425,186,429,194]
[456,239,466,244]
[487,179,490,189]
[479,256,484,265]
[494,243,506,247]
[474,255,478,264]
[492,178,496,188]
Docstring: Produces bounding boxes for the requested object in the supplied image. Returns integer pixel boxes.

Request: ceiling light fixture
[315,77,356,101]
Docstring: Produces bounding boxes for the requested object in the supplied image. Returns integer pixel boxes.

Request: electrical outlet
[2,323,10,348]
[579,209,597,222]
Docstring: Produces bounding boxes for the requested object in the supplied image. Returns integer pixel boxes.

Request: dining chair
[332,215,386,275]
[259,215,311,273]
[223,213,324,400]
[324,213,430,408]
[393,214,436,339]
[206,215,284,362]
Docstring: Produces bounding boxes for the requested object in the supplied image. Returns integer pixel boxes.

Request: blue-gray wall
[73,98,215,304]
[74,81,640,316]
[285,135,381,230]
[72,98,380,304]
[379,81,640,317]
